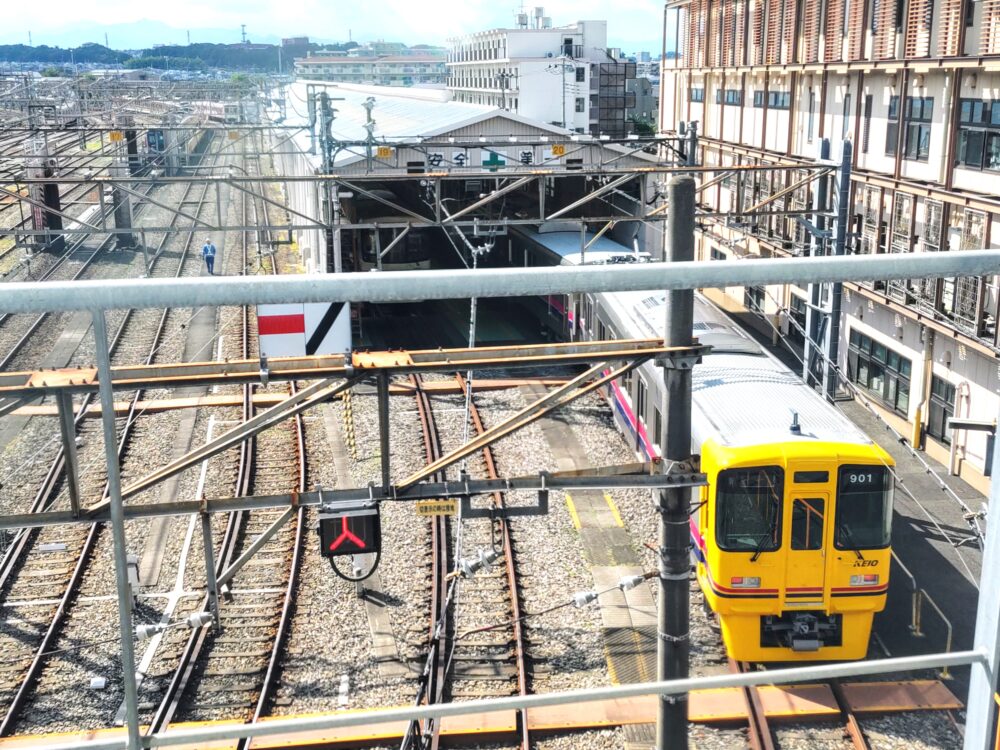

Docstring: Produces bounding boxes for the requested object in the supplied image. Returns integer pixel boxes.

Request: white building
[447,11,636,136]
[293,55,447,87]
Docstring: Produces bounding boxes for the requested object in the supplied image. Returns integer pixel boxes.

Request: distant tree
[230,72,249,83]
[40,66,64,77]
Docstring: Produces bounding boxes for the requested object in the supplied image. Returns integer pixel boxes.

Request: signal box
[318,500,380,558]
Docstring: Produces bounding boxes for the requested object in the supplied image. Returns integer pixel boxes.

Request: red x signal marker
[328,516,366,551]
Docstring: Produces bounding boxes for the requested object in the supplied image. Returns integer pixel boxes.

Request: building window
[926,376,956,445]
[575,67,586,82]
[753,90,764,107]
[956,99,1000,171]
[575,97,585,113]
[744,285,766,312]
[862,94,873,153]
[762,91,790,109]
[846,329,912,417]
[904,96,934,161]
[717,88,743,105]
[886,95,900,155]
[691,87,705,103]
[842,93,852,139]
[710,247,727,260]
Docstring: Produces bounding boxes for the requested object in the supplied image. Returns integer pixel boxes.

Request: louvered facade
[664,0,1000,493]
[904,0,934,57]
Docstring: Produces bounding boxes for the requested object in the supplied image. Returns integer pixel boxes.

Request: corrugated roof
[284,81,578,168]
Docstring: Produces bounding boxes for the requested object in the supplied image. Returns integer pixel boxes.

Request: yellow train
[605,290,894,660]
[511,224,896,661]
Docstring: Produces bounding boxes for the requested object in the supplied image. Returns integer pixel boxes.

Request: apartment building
[661,0,1000,492]
[446,11,636,136]
[294,55,447,86]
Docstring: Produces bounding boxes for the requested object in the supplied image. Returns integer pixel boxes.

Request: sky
[4,0,671,54]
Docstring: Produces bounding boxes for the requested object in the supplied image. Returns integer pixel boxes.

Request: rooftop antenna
[789,410,802,435]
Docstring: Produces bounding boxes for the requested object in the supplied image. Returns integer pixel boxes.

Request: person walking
[201,237,217,275]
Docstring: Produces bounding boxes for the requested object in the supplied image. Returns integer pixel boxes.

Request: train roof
[588,262,875,450]
[511,224,651,265]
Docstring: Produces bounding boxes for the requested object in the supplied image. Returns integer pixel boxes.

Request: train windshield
[835,465,893,549]
[716,467,783,552]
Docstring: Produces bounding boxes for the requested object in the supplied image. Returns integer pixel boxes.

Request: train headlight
[729,576,761,588]
[849,574,880,586]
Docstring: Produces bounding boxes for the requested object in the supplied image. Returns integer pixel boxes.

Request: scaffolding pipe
[2,252,999,315]
[24,650,986,750]
[91,310,142,750]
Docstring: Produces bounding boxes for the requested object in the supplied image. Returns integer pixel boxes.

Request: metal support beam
[23,650,985,750]
[964,407,1000,750]
[0,340,673,399]
[226,179,324,229]
[102,377,357,507]
[200,512,221,629]
[398,358,655,489]
[215,507,294,590]
[91,309,142,750]
[658,176,695,750]
[377,373,391,488]
[441,176,536,224]
[545,173,636,221]
[0,468,707,532]
[56,391,82,517]
[1,252,997,316]
[114,181,216,230]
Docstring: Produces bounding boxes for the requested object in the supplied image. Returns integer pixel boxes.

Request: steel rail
[406,374,452,750]
[829,678,872,750]
[243,151,305,742]
[455,372,530,750]
[730,660,776,750]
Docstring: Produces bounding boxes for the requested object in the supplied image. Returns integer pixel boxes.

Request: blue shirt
[202,243,216,258]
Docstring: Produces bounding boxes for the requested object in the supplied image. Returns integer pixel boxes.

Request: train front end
[694,440,894,661]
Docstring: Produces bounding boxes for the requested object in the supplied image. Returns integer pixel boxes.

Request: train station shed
[273,81,662,273]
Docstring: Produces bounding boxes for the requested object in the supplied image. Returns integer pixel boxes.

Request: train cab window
[835,466,893,549]
[791,498,825,550]
[716,467,783,553]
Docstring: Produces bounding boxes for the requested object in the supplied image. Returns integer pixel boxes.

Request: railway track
[403,372,530,750]
[142,149,304,742]
[733,659,872,750]
[0,135,227,735]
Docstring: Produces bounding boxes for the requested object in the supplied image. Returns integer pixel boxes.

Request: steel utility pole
[824,140,852,400]
[657,175,695,750]
[804,138,830,388]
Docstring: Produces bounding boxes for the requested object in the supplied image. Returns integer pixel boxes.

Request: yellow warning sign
[551,144,566,156]
[109,131,123,142]
[415,499,458,517]
[376,146,394,158]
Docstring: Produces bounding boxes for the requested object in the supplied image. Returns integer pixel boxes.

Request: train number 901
[846,472,876,485]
